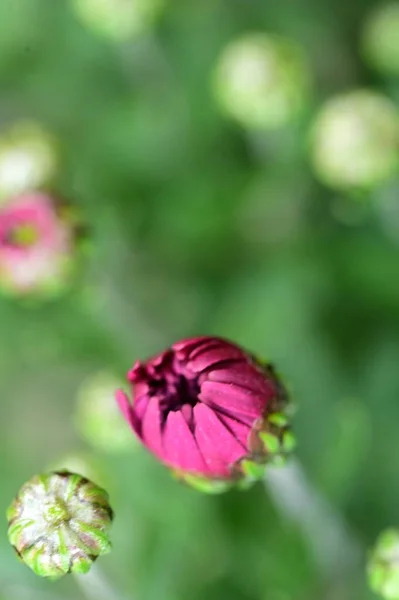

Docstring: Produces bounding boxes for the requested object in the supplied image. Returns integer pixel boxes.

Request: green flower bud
[213,33,310,130]
[71,0,164,41]
[7,471,113,579]
[368,529,399,600]
[0,121,57,202]
[310,90,399,192]
[362,4,399,76]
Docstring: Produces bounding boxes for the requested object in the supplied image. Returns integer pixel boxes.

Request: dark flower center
[163,374,200,413]
[137,351,201,429]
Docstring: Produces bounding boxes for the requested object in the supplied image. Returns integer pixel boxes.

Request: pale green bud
[7,471,113,579]
[310,90,399,191]
[213,33,310,130]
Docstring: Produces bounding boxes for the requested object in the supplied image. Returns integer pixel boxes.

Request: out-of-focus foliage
[368,529,399,600]
[0,1,398,599]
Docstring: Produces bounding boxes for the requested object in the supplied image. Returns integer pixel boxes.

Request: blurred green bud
[368,529,399,599]
[362,4,399,76]
[213,33,310,130]
[71,0,164,41]
[75,371,138,453]
[310,90,399,191]
[7,471,113,579]
[0,121,57,202]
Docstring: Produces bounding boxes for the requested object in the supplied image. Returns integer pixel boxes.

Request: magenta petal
[188,339,226,360]
[194,404,246,477]
[116,389,133,422]
[208,364,275,397]
[163,411,209,475]
[189,347,245,373]
[172,337,211,353]
[200,380,266,418]
[140,397,164,459]
[215,413,250,449]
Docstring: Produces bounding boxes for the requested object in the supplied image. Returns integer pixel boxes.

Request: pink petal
[193,404,246,477]
[172,337,211,353]
[189,347,245,373]
[140,397,164,459]
[215,413,250,449]
[188,338,226,360]
[163,411,209,475]
[199,380,265,418]
[207,364,275,397]
[115,389,133,423]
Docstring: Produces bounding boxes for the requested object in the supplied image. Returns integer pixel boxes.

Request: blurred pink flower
[0,192,75,296]
[116,336,291,485]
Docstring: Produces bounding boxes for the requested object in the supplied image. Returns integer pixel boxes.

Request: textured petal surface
[163,411,209,474]
[194,404,246,477]
[215,412,250,448]
[140,397,163,458]
[200,380,266,418]
[208,363,275,396]
[189,346,245,373]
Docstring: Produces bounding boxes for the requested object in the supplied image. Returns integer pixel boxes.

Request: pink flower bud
[116,337,293,490]
[0,192,78,297]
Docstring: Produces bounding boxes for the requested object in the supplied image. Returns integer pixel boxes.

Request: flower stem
[264,458,363,579]
[73,565,127,600]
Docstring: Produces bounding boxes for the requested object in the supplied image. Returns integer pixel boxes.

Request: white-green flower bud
[213,33,310,130]
[368,529,399,600]
[362,3,399,76]
[310,90,399,191]
[7,471,113,579]
[71,0,164,41]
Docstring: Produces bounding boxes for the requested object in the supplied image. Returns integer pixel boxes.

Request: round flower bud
[310,90,399,191]
[0,122,57,201]
[0,192,80,298]
[213,33,310,130]
[116,336,293,492]
[75,372,138,453]
[71,0,164,41]
[7,471,113,579]
[368,529,399,600]
[361,4,399,76]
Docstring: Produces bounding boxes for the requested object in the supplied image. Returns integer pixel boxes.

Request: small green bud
[7,471,113,579]
[213,33,310,130]
[0,121,57,202]
[368,529,399,600]
[71,0,164,41]
[310,90,399,192]
[362,4,399,76]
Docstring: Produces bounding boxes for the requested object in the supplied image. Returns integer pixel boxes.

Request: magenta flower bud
[0,192,79,297]
[116,337,293,491]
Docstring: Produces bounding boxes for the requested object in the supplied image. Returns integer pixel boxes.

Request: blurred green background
[1,0,399,599]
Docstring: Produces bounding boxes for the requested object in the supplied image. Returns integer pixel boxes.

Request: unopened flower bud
[0,122,57,201]
[116,336,293,492]
[310,90,399,191]
[71,0,164,41]
[361,3,399,76]
[368,529,399,600]
[213,33,310,130]
[7,471,113,579]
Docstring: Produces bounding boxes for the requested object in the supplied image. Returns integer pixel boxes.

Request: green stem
[264,458,362,579]
[74,565,127,600]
